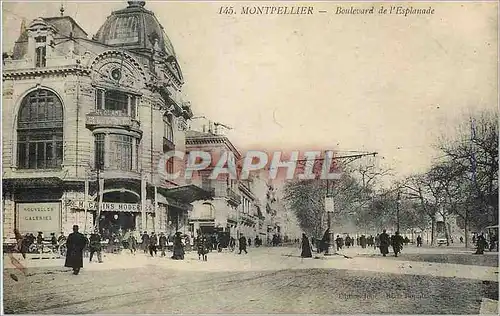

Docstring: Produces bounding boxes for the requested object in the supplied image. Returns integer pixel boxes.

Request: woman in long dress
[300,233,313,258]
[171,232,185,260]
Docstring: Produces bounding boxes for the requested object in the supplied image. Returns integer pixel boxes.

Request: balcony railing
[226,187,241,206]
[86,110,140,130]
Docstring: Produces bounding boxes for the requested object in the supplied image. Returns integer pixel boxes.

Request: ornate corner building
[2,1,211,239]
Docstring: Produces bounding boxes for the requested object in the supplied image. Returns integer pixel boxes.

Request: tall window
[95,89,137,117]
[94,134,105,169]
[17,89,63,169]
[109,134,133,171]
[35,36,46,68]
[94,133,137,171]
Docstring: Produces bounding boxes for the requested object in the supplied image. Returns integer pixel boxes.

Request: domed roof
[93,1,176,57]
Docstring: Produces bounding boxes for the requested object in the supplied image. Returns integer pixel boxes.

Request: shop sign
[17,202,61,235]
[67,200,153,212]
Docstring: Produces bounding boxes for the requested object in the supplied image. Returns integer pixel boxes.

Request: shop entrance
[98,212,136,239]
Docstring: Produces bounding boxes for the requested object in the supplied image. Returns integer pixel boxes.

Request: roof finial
[127,1,146,8]
[60,3,65,16]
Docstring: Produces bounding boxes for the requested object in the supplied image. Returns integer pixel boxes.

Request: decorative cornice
[3,65,91,80]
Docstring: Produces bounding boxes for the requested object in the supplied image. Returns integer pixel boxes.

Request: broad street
[3,246,498,314]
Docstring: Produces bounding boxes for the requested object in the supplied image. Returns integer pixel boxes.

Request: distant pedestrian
[141,231,150,253]
[197,235,208,261]
[391,231,404,257]
[229,237,235,251]
[379,230,390,257]
[360,235,367,249]
[248,237,252,247]
[149,232,157,257]
[375,234,380,249]
[238,235,248,254]
[335,235,343,251]
[474,234,488,254]
[128,233,137,254]
[159,233,167,257]
[345,235,352,248]
[460,236,464,243]
[416,235,423,247]
[89,230,103,263]
[300,233,313,258]
[321,229,331,253]
[171,232,185,260]
[64,225,88,275]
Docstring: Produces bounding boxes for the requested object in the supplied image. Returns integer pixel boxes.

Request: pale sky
[2,1,498,179]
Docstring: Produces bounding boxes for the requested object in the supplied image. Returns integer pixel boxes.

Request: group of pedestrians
[299,229,409,258]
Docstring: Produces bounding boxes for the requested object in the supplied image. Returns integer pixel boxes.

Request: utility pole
[324,179,335,255]
[317,150,378,256]
[467,117,478,249]
[396,190,401,232]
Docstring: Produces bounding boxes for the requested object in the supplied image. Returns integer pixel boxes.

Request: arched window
[17,89,63,169]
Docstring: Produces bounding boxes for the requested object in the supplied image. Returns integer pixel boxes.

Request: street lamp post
[396,191,401,233]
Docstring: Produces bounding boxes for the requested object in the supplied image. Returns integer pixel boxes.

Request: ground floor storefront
[2,178,211,240]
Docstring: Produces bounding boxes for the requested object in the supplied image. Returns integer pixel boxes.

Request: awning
[157,184,213,204]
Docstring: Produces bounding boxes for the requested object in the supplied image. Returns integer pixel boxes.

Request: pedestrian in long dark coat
[64,225,88,275]
[238,235,248,254]
[391,231,404,257]
[379,230,390,257]
[474,234,488,254]
[149,232,158,257]
[141,231,149,253]
[171,232,185,260]
[89,230,103,263]
[300,233,313,258]
[335,235,343,251]
[320,229,331,253]
[360,235,367,249]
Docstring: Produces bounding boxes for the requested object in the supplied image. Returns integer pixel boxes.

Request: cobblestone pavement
[3,246,498,314]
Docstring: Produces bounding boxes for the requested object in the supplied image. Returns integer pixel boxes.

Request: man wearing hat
[64,225,88,275]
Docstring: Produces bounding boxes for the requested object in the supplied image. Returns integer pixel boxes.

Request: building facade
[2,1,211,240]
[184,128,298,242]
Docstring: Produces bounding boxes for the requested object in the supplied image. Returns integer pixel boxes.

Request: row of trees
[283,110,498,247]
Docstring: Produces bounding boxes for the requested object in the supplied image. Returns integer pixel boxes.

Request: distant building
[184,130,242,238]
[185,129,271,241]
[2,1,211,239]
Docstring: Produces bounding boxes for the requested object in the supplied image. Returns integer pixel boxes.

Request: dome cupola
[93,1,176,58]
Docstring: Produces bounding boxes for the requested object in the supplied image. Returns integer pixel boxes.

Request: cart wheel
[28,244,38,253]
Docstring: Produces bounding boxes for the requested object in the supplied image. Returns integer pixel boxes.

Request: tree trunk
[430,216,436,246]
[443,213,450,246]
